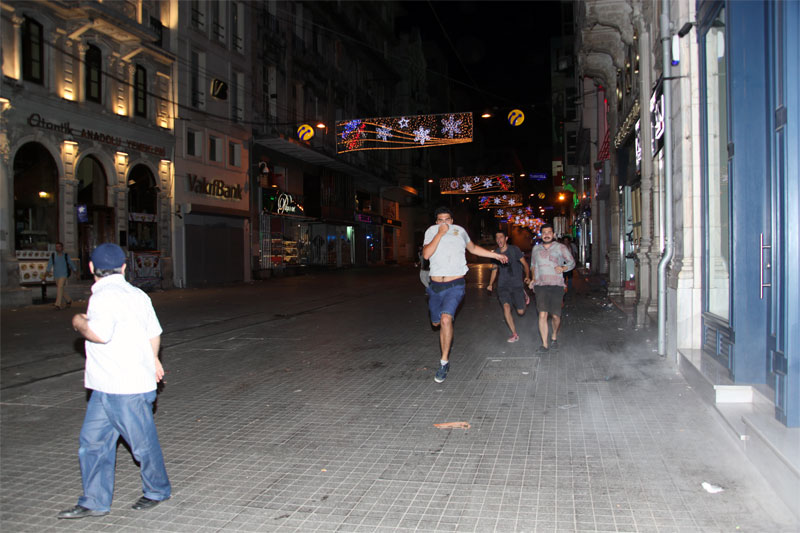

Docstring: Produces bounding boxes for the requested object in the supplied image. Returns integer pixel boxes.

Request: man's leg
[55,277,66,307]
[77,393,119,512]
[502,303,516,336]
[551,314,561,342]
[107,392,171,503]
[439,313,454,361]
[538,311,550,348]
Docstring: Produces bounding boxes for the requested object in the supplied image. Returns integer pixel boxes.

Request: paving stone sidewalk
[1,267,797,532]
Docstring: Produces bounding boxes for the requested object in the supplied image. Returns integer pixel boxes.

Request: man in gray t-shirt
[487,230,530,343]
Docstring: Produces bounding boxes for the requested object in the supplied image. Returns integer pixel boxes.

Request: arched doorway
[76,155,114,278]
[127,164,158,251]
[13,142,58,250]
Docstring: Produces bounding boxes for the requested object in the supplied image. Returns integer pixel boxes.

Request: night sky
[397,1,563,180]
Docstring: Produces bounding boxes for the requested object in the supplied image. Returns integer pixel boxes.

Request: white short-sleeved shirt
[84,274,163,394]
[423,223,471,277]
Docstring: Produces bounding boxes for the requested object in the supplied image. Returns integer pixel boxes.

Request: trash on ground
[558,404,578,410]
[701,482,724,493]
[434,421,471,429]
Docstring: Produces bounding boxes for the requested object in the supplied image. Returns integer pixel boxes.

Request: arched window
[76,156,113,276]
[134,65,147,117]
[127,165,158,251]
[22,17,44,84]
[14,143,58,250]
[85,44,102,103]
[76,156,107,206]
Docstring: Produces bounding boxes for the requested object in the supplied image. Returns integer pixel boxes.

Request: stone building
[1,0,177,303]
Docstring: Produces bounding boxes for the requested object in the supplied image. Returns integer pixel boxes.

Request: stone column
[635,17,655,327]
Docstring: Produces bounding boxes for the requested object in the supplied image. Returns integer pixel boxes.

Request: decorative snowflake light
[376,125,392,141]
[441,114,463,138]
[439,173,516,195]
[413,126,431,145]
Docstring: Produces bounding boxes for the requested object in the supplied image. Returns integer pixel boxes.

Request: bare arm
[422,224,449,260]
[487,266,498,291]
[72,313,106,344]
[520,256,531,283]
[150,336,165,382]
[466,241,509,263]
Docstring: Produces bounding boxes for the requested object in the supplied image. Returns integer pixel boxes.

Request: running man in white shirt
[422,207,508,383]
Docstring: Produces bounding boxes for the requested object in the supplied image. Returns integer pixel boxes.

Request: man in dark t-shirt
[487,230,531,343]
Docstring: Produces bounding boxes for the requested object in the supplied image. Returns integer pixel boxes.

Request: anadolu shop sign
[27,113,166,157]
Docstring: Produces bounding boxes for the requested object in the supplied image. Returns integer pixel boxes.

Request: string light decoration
[439,174,513,195]
[478,194,523,209]
[336,112,473,153]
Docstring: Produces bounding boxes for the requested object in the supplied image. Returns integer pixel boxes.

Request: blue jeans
[77,390,171,511]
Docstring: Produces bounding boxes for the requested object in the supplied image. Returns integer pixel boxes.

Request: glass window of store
[702,8,730,321]
[13,143,58,250]
[127,165,158,251]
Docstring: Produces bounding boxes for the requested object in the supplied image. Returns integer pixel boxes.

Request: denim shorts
[426,278,466,323]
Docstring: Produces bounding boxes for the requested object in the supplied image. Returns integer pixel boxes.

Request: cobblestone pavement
[1,266,797,532]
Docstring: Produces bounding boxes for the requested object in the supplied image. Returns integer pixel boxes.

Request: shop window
[134,65,147,117]
[127,165,158,251]
[702,8,730,320]
[22,17,44,84]
[84,45,102,103]
[228,141,241,167]
[209,135,222,162]
[13,142,58,250]
[186,128,201,157]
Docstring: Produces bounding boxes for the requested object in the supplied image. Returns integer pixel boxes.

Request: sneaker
[434,362,450,383]
[507,333,520,343]
[550,339,558,348]
[536,345,550,354]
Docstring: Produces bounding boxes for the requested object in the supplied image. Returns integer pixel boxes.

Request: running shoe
[434,362,450,383]
[507,333,520,343]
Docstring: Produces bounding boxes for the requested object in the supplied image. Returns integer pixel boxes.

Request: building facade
[575,0,799,516]
[1,0,177,304]
[171,0,253,287]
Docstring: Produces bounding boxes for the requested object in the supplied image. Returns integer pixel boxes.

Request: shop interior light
[481,112,492,118]
[38,191,49,198]
[316,122,327,129]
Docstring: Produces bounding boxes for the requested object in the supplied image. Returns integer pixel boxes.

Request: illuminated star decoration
[441,114,463,138]
[439,174,513,195]
[336,112,472,153]
[479,194,524,209]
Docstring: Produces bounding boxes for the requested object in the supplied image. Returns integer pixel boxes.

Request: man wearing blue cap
[58,243,171,519]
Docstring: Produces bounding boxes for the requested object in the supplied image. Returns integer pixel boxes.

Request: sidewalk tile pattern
[1,270,797,532]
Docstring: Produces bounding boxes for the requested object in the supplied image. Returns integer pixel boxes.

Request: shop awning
[253,136,417,198]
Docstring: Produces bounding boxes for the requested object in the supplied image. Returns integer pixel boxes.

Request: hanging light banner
[336,112,473,153]
[478,194,524,210]
[494,206,534,219]
[439,174,513,195]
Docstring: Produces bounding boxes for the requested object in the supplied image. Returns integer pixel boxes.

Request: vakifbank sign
[187,174,242,200]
